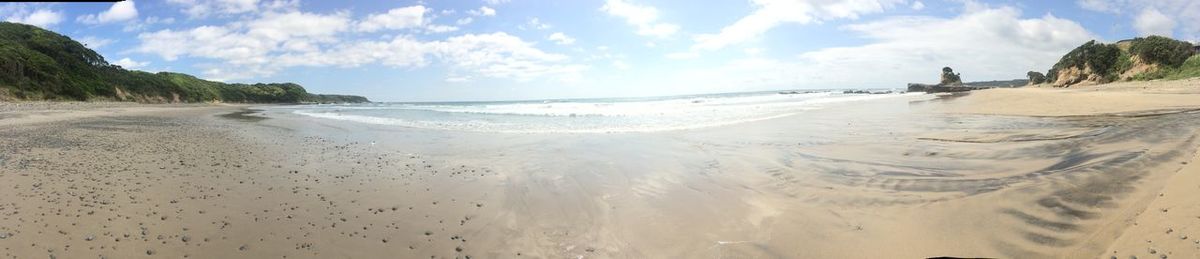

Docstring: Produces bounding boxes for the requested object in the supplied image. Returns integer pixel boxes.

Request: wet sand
[2,79,1200,258]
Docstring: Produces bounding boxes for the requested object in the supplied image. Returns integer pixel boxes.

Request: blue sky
[2,0,1198,101]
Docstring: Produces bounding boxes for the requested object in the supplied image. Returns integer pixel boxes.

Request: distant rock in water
[906,66,1015,93]
[963,79,1028,88]
[841,90,894,94]
[777,90,818,95]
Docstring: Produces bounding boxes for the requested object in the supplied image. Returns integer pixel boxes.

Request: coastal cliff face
[0,22,368,103]
[1050,66,1102,87]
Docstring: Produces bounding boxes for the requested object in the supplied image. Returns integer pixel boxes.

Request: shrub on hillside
[1026,71,1047,84]
[1175,55,1200,79]
[0,22,368,103]
[1047,40,1123,83]
[1129,36,1195,68]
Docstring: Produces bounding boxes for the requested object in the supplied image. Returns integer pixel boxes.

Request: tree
[940,67,962,85]
[1130,35,1195,68]
[1027,71,1047,84]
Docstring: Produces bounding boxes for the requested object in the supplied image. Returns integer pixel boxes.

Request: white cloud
[1076,0,1200,40]
[357,6,427,32]
[467,6,495,16]
[168,0,263,18]
[670,4,1094,91]
[249,11,349,40]
[456,17,473,25]
[77,0,138,24]
[665,52,699,59]
[691,0,905,52]
[601,0,679,38]
[123,16,176,32]
[1076,0,1122,13]
[547,32,575,45]
[743,47,763,55]
[520,17,551,30]
[911,1,925,10]
[77,36,115,49]
[135,9,582,82]
[262,0,299,11]
[134,11,352,79]
[1134,7,1176,36]
[612,60,630,70]
[281,32,585,82]
[4,9,63,28]
[428,32,585,81]
[424,24,459,33]
[113,57,148,69]
[354,6,457,34]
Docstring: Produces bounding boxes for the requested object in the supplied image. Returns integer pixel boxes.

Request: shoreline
[1,79,1199,258]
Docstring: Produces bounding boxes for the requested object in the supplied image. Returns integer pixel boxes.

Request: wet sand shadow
[908,92,972,105]
[795,109,1200,258]
[219,109,268,122]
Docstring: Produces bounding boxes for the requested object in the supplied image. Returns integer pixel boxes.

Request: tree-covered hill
[1046,36,1198,87]
[0,22,368,103]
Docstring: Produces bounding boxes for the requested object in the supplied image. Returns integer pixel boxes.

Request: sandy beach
[3,79,1200,258]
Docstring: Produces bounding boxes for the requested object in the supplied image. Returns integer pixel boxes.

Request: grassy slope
[1139,55,1200,80]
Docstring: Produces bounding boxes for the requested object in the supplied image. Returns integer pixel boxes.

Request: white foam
[293,110,802,133]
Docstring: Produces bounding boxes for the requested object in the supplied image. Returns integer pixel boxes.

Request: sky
[1,0,1198,102]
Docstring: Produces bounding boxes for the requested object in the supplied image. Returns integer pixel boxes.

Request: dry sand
[1,79,1200,258]
[941,78,1200,117]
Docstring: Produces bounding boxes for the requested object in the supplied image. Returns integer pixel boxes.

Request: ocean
[270,90,916,133]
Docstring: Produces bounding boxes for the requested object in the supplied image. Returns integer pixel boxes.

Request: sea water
[274,90,916,133]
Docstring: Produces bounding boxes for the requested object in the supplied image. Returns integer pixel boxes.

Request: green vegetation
[1047,36,1198,86]
[0,22,367,103]
[1026,71,1047,84]
[1132,55,1200,81]
[1047,40,1124,83]
[940,67,961,85]
[1129,35,1194,68]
